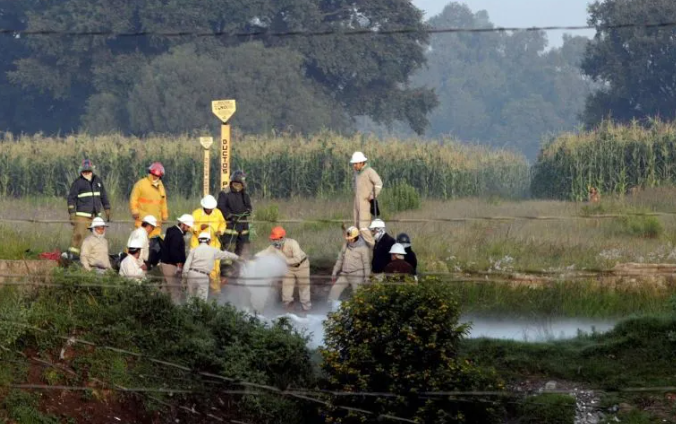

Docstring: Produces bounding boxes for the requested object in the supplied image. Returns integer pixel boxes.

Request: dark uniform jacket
[161,225,186,266]
[405,247,418,275]
[383,259,415,276]
[67,175,110,217]
[217,187,252,235]
[372,233,396,274]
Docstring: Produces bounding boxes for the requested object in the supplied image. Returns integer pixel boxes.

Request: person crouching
[120,239,147,281]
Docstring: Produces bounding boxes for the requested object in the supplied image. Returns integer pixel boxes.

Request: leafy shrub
[0,287,30,345]
[379,179,421,215]
[2,390,60,424]
[518,394,576,424]
[606,215,663,239]
[320,282,503,424]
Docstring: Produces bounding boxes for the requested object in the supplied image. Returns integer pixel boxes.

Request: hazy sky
[412,0,596,47]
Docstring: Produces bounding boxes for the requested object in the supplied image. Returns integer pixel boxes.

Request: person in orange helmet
[129,162,168,238]
[256,226,311,314]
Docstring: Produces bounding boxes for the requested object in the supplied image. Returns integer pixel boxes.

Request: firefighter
[396,233,417,276]
[66,159,111,258]
[256,226,311,314]
[327,226,371,309]
[350,152,383,247]
[217,170,252,257]
[191,195,226,292]
[129,162,168,238]
[369,219,395,280]
[80,217,111,273]
[183,232,239,301]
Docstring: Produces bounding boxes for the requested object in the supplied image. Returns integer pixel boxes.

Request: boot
[284,302,296,314]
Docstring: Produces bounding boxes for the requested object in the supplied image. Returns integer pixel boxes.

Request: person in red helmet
[129,162,168,237]
[66,159,111,258]
[256,226,311,314]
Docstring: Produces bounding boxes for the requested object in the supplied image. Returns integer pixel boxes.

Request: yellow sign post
[199,136,214,197]
[211,100,237,191]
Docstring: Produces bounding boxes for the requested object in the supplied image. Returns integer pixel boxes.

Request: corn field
[531,120,676,200]
[0,132,529,199]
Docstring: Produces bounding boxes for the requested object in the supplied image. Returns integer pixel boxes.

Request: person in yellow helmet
[129,162,168,238]
[191,195,226,293]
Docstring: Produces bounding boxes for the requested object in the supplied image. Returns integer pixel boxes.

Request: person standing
[217,170,252,257]
[160,214,194,304]
[396,233,417,276]
[369,219,395,280]
[327,226,371,310]
[120,239,147,281]
[350,152,383,247]
[127,215,157,269]
[183,232,239,302]
[66,159,111,258]
[191,195,227,292]
[256,226,311,314]
[80,217,112,273]
[130,162,168,238]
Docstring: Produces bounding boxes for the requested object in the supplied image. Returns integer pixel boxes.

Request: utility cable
[1,20,676,39]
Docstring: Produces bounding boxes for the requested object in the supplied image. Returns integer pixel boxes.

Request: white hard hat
[389,243,407,255]
[201,195,217,209]
[177,214,194,228]
[369,219,386,230]
[128,238,144,249]
[350,151,368,164]
[198,231,211,241]
[142,215,158,227]
[88,217,108,229]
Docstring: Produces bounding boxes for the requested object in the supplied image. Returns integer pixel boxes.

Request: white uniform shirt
[119,255,146,281]
[184,244,238,274]
[127,228,150,263]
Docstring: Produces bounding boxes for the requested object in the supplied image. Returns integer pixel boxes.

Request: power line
[1,20,676,39]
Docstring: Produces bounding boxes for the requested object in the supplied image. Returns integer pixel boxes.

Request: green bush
[606,215,663,239]
[0,287,30,346]
[518,394,576,424]
[379,179,421,215]
[320,282,504,424]
[2,391,60,424]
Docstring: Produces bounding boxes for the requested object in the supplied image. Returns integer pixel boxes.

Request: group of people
[66,150,417,313]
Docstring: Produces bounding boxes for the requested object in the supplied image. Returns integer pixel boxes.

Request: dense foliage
[0,132,529,199]
[320,282,503,424]
[531,120,676,200]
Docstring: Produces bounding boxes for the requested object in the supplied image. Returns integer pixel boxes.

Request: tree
[122,42,345,135]
[581,0,676,126]
[7,0,436,135]
[320,282,503,424]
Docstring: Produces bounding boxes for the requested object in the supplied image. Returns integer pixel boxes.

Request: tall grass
[0,132,529,199]
[532,119,676,200]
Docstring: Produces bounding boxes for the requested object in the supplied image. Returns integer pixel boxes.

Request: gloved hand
[105,209,111,222]
[69,213,75,227]
[132,213,140,220]
[201,224,208,231]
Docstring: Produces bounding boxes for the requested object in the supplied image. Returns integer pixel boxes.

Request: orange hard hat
[269,226,286,240]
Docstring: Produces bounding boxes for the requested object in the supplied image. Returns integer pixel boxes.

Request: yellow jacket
[190,208,226,249]
[130,176,168,236]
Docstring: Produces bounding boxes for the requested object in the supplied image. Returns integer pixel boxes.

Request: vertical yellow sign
[199,137,214,197]
[211,100,236,191]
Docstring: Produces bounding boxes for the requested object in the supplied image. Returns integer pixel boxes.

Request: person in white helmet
[383,243,414,278]
[350,151,383,247]
[191,195,226,294]
[80,217,112,273]
[369,219,395,280]
[119,238,147,281]
[126,215,157,270]
[160,214,194,303]
[183,231,239,301]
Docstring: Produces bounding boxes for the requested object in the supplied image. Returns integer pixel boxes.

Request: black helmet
[230,170,247,185]
[396,233,411,245]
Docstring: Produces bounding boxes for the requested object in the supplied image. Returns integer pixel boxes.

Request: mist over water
[216,258,617,348]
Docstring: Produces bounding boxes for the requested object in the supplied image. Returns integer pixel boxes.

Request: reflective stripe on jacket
[67,175,110,216]
[129,176,168,223]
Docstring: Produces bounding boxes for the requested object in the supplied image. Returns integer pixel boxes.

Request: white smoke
[218,254,288,314]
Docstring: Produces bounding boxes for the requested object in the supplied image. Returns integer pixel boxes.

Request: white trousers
[186,271,210,302]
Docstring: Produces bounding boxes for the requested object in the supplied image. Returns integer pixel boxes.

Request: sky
[412,0,596,47]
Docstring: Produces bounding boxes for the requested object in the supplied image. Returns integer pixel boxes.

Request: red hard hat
[148,162,165,177]
[269,226,286,240]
